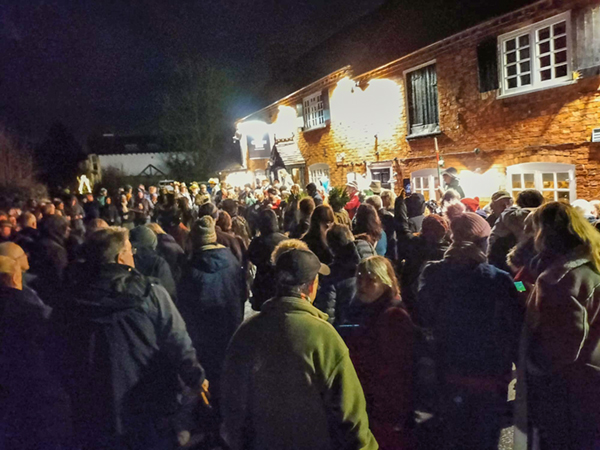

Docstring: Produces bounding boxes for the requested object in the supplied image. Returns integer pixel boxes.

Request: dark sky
[0,0,385,142]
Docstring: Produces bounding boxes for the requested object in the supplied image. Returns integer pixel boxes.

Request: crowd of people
[0,166,599,450]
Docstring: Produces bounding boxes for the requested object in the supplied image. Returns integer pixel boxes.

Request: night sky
[0,0,385,141]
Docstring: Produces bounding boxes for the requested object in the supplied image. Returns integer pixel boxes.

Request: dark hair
[306,183,317,195]
[258,209,279,235]
[517,189,545,208]
[198,202,218,220]
[299,197,316,217]
[221,199,238,217]
[326,224,354,255]
[308,205,334,233]
[353,204,382,244]
[217,211,232,232]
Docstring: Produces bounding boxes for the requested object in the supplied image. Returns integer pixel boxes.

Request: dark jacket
[133,247,177,301]
[418,245,522,378]
[302,231,334,265]
[83,200,101,222]
[405,194,426,234]
[315,242,359,324]
[217,227,244,265]
[311,192,324,207]
[15,226,39,256]
[49,263,204,447]
[156,233,185,281]
[178,245,245,397]
[248,232,287,310]
[100,203,120,226]
[446,179,465,199]
[379,209,397,261]
[289,217,310,239]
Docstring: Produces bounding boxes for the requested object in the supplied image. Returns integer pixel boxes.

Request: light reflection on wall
[272,105,297,139]
[460,169,505,201]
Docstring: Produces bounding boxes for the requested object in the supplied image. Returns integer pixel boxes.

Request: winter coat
[354,236,377,261]
[100,203,120,226]
[133,247,177,301]
[156,233,185,281]
[418,244,522,378]
[345,193,361,220]
[342,295,414,450]
[289,217,310,239]
[83,200,101,222]
[30,221,68,306]
[217,227,244,265]
[303,231,334,264]
[522,250,600,449]
[248,232,287,310]
[49,263,204,448]
[446,179,465,198]
[15,226,39,257]
[221,294,378,450]
[314,243,360,324]
[488,206,535,272]
[178,245,245,398]
[311,192,324,207]
[379,209,397,261]
[375,230,387,256]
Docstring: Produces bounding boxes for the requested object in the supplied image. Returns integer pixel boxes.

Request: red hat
[460,197,480,213]
[450,212,491,243]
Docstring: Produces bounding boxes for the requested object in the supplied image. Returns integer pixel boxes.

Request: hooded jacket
[133,247,177,300]
[49,263,204,446]
[221,295,378,450]
[405,194,426,233]
[178,245,245,394]
[248,231,287,310]
[156,233,185,281]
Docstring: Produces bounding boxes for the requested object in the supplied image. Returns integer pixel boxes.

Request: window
[507,162,575,202]
[369,161,395,189]
[309,163,330,185]
[303,90,329,131]
[405,63,439,137]
[499,11,572,96]
[411,169,438,201]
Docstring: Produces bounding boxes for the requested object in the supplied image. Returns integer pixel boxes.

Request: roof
[276,141,305,167]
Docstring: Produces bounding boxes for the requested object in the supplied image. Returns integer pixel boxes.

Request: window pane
[542,173,555,189]
[423,191,430,201]
[521,74,531,85]
[553,21,566,36]
[541,69,552,81]
[508,77,518,89]
[556,172,570,189]
[538,27,551,41]
[512,191,521,200]
[507,52,517,64]
[519,34,530,47]
[554,35,567,50]
[557,191,570,201]
[524,173,535,189]
[520,48,530,60]
[414,178,421,189]
[539,41,551,54]
[507,64,517,76]
[555,65,568,78]
[512,174,522,189]
[554,50,567,64]
[505,39,516,51]
[520,61,531,72]
[423,177,429,188]
[543,190,555,202]
[540,55,551,67]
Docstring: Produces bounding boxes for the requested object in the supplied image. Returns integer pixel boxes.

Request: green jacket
[221,295,378,450]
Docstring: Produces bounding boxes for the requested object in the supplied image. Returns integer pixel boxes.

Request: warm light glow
[459,169,505,201]
[237,120,269,139]
[225,170,254,188]
[272,105,297,139]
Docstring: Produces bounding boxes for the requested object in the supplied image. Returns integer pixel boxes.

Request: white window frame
[411,168,438,200]
[308,163,330,185]
[499,11,573,98]
[369,161,395,189]
[303,91,326,131]
[506,162,576,202]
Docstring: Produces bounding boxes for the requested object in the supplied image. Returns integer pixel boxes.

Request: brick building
[231,0,600,203]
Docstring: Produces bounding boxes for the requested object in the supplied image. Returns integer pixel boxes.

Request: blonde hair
[146,222,166,235]
[271,239,309,264]
[357,256,400,297]
[533,201,600,273]
[380,189,396,206]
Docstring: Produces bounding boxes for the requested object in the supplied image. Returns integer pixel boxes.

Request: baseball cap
[276,249,330,286]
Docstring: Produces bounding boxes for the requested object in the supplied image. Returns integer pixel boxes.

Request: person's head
[490,191,513,216]
[266,187,279,201]
[138,184,146,192]
[261,179,269,187]
[346,181,359,196]
[421,214,449,243]
[271,239,309,264]
[516,189,545,208]
[99,188,108,197]
[258,209,279,235]
[86,218,109,235]
[442,167,459,186]
[380,189,396,209]
[148,186,157,195]
[0,242,30,272]
[84,227,135,267]
[365,195,383,211]
[533,202,600,272]
[356,256,399,304]
[18,212,36,230]
[0,255,22,290]
[40,215,69,241]
[200,184,208,194]
[309,205,335,234]
[217,211,232,232]
[0,221,12,239]
[146,222,166,235]
[198,202,219,220]
[275,248,330,302]
[190,216,218,249]
[290,184,300,195]
[299,197,316,218]
[326,224,354,256]
[354,204,382,243]
[405,193,426,218]
[41,203,56,217]
[137,189,144,199]
[221,199,238,217]
[130,225,158,251]
[306,183,317,195]
[572,199,596,218]
[273,179,281,187]
[460,197,480,213]
[449,210,491,251]
[590,200,600,219]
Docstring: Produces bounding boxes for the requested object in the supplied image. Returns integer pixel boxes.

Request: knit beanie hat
[192,215,218,246]
[460,197,480,213]
[450,211,491,243]
[421,214,449,242]
[130,225,158,250]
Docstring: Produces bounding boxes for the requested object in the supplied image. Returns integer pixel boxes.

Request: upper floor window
[303,91,327,131]
[499,11,572,96]
[405,63,439,137]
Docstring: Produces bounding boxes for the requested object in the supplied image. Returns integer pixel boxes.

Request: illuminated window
[499,11,571,96]
[507,162,575,202]
[411,169,438,201]
[303,91,326,131]
[405,63,439,137]
[309,163,330,185]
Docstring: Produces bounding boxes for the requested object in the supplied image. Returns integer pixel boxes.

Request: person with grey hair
[221,248,377,450]
[49,226,206,450]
